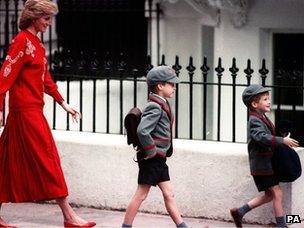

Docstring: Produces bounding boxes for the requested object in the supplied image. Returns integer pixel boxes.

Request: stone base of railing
[53,130,304,225]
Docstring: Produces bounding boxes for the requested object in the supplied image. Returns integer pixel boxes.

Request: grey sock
[177,222,188,227]
[237,204,251,217]
[276,216,286,227]
[122,224,132,228]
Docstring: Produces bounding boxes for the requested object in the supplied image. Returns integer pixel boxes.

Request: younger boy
[122,66,187,228]
[230,84,299,227]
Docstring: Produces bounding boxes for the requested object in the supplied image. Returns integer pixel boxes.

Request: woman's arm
[0,35,26,111]
[60,101,81,123]
[43,66,81,122]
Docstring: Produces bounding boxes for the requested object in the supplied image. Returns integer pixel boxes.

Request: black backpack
[124,107,143,151]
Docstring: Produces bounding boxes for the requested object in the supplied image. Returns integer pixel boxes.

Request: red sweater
[0,30,63,112]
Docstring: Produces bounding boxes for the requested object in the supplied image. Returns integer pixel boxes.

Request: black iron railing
[45,51,304,142]
[1,0,304,143]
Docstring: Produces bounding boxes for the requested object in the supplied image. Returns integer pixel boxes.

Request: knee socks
[275,216,286,227]
[238,204,251,217]
[177,222,188,227]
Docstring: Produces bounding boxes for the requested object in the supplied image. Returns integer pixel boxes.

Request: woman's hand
[60,101,82,123]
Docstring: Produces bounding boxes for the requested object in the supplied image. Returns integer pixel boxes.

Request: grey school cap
[242,84,271,107]
[147,66,180,86]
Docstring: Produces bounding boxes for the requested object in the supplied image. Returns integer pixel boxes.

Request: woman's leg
[123,184,151,225]
[0,203,5,224]
[0,203,14,227]
[56,197,94,225]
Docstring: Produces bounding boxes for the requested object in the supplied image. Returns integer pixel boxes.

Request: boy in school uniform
[230,84,299,227]
[122,66,187,228]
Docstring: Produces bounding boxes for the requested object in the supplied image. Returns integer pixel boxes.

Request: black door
[273,33,304,145]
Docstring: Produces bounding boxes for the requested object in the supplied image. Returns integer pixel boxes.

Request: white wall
[54,130,304,224]
[248,0,304,29]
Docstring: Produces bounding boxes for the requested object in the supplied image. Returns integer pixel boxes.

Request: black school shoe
[230,208,243,227]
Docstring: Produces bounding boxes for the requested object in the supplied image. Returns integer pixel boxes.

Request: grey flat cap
[242,84,271,106]
[147,66,180,86]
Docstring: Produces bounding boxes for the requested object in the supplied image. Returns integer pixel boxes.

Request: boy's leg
[123,184,151,226]
[158,181,185,227]
[247,189,273,209]
[269,185,286,227]
[230,190,273,227]
[269,185,284,216]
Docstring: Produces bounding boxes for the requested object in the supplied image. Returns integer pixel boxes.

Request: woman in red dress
[0,1,96,227]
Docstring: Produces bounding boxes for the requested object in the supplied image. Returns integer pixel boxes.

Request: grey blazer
[248,112,284,175]
[137,94,173,159]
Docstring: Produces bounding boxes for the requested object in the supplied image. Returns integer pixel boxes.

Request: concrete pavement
[0,203,281,228]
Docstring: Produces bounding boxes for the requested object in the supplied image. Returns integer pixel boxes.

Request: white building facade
[146,0,304,142]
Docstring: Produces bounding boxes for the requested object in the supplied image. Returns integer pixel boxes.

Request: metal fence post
[215,57,224,141]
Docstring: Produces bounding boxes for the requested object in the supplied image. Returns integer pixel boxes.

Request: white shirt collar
[150,92,166,102]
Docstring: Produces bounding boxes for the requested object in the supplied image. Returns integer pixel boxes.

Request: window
[56,0,148,71]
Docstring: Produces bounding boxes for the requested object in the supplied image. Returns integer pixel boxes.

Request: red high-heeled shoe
[0,223,17,228]
[64,221,96,228]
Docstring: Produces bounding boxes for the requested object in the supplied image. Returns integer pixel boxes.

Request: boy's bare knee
[270,186,283,199]
[135,194,147,202]
[162,191,174,200]
[134,192,149,202]
[264,191,273,202]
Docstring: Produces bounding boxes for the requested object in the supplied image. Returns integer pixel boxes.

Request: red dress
[0,30,68,202]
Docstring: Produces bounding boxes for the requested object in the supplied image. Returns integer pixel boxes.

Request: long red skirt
[0,108,68,202]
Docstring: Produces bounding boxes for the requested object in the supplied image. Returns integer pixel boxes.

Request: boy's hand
[283,133,299,148]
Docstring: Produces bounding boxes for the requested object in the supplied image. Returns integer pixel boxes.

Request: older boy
[122,66,187,227]
[230,84,298,228]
